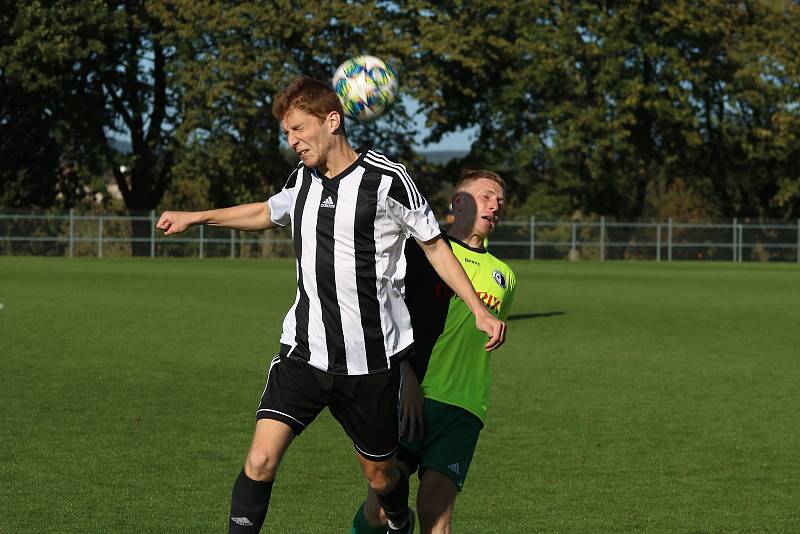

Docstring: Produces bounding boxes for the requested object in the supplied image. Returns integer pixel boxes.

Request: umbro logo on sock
[320,195,336,208]
[448,463,460,475]
[231,516,254,526]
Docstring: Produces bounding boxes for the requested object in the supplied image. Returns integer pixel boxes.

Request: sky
[415,127,476,152]
[405,95,477,152]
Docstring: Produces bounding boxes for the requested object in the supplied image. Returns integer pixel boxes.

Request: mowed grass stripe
[1,257,798,533]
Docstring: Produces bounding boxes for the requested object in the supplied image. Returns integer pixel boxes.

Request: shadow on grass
[507,311,565,322]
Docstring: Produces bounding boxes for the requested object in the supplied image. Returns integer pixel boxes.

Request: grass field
[1,257,799,533]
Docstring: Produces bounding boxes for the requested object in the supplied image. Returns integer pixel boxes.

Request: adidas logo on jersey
[231,516,254,526]
[320,195,336,208]
[448,463,461,475]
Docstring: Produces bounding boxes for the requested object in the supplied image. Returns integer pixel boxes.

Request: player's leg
[229,419,294,533]
[363,485,385,527]
[412,399,482,534]
[352,458,415,534]
[230,354,327,533]
[331,366,414,532]
[416,470,457,534]
[356,455,413,533]
[244,418,295,480]
[352,487,387,534]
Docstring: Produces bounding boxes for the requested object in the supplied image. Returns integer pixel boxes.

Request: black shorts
[256,355,401,461]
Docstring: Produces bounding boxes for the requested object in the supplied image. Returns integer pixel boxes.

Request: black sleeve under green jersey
[402,236,453,381]
[403,234,517,424]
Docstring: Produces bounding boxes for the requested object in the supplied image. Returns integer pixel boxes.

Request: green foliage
[2,1,800,221]
[163,0,429,206]
[402,0,800,221]
[1,1,422,212]
[0,1,101,208]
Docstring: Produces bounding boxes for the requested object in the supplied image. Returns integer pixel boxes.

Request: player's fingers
[485,321,506,351]
[485,326,500,350]
[494,321,507,349]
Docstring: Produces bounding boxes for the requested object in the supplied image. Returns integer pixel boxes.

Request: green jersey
[402,235,516,424]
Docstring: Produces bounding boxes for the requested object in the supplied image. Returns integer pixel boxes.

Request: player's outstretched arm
[156,202,276,235]
[415,235,507,350]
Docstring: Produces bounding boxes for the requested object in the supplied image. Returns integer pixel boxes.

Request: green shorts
[397,398,483,491]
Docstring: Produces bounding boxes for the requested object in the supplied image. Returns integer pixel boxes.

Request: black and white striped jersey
[267,148,441,375]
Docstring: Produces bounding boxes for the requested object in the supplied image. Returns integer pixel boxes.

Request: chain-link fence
[1,212,799,263]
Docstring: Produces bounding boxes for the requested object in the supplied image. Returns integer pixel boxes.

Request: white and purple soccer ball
[332,55,398,121]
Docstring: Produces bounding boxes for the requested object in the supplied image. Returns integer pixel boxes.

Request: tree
[2,0,424,253]
[160,0,422,206]
[0,0,107,209]
[397,0,800,221]
[5,1,798,227]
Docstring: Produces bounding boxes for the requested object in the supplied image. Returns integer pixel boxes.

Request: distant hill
[419,150,469,164]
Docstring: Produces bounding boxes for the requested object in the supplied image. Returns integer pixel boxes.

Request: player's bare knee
[245,451,280,481]
[366,473,393,494]
[364,466,396,494]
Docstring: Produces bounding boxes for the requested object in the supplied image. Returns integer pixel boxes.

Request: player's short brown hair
[272,76,347,134]
[455,169,505,192]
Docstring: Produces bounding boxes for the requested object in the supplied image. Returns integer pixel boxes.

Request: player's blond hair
[454,169,505,192]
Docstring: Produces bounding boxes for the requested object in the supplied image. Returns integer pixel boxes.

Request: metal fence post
[529,216,535,260]
[738,223,744,263]
[150,210,155,258]
[571,222,577,255]
[656,224,661,262]
[199,225,204,258]
[600,216,605,261]
[230,229,235,258]
[98,216,103,258]
[732,217,737,262]
[68,209,74,258]
[667,217,673,262]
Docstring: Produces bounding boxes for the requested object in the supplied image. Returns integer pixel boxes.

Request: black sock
[229,469,273,533]
[375,473,410,528]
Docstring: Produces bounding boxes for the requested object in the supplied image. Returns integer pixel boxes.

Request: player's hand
[156,211,194,236]
[477,313,506,351]
[399,364,424,442]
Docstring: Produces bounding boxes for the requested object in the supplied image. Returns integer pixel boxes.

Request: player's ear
[326,111,341,134]
[452,192,463,212]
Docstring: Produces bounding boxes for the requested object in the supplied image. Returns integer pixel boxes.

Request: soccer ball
[332,55,398,121]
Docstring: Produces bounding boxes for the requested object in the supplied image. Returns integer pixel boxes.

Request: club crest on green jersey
[492,269,506,289]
